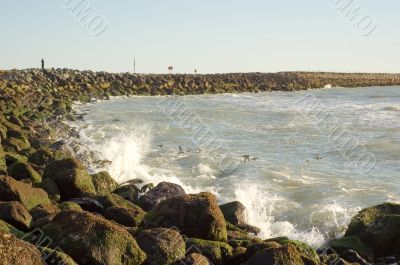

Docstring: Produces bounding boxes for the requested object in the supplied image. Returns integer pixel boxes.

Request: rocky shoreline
[0,68,399,264]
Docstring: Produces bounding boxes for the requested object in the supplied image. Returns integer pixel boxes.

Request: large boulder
[345,203,400,257]
[39,247,78,265]
[43,158,96,200]
[137,228,186,265]
[42,210,146,265]
[98,193,139,209]
[29,203,61,221]
[91,171,118,195]
[0,201,32,230]
[104,205,145,227]
[0,230,44,265]
[0,175,51,210]
[186,238,233,265]
[138,182,186,211]
[142,192,227,242]
[113,184,141,204]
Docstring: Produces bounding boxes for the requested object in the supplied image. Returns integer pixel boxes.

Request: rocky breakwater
[0,68,400,264]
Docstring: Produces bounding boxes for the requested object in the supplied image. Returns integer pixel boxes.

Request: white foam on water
[233,183,326,247]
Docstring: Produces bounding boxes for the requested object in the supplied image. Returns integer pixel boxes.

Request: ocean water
[71,86,400,247]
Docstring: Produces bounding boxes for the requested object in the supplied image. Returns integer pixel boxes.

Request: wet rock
[138,182,186,211]
[274,238,320,263]
[42,210,146,265]
[345,203,400,257]
[29,203,60,221]
[91,171,118,195]
[142,192,227,242]
[186,238,233,265]
[103,205,145,227]
[113,184,140,204]
[341,250,371,265]
[0,175,51,210]
[0,230,44,265]
[2,137,30,152]
[173,253,210,265]
[0,143,7,174]
[0,201,32,230]
[43,158,96,200]
[220,201,260,235]
[137,228,185,265]
[10,162,42,183]
[29,147,70,166]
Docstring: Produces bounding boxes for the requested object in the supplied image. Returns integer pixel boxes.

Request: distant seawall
[1,69,400,103]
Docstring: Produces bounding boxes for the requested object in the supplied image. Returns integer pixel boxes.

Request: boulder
[91,171,118,195]
[186,238,233,265]
[137,228,185,265]
[98,193,138,209]
[220,201,260,234]
[0,175,51,210]
[243,243,306,265]
[138,182,186,211]
[42,210,146,265]
[69,197,104,213]
[2,137,30,152]
[345,203,400,257]
[29,147,69,166]
[59,201,82,211]
[43,158,96,200]
[173,253,210,265]
[142,192,227,242]
[274,238,320,262]
[0,218,25,238]
[104,205,145,227]
[113,184,140,204]
[0,201,32,230]
[0,230,44,265]
[10,162,42,183]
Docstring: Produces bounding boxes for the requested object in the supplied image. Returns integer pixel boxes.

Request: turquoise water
[73,86,400,247]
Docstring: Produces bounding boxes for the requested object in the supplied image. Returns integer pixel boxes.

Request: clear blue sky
[1,1,399,73]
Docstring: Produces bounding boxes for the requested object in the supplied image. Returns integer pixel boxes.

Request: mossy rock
[0,175,51,210]
[43,158,96,200]
[98,193,138,209]
[4,152,28,166]
[29,203,61,221]
[39,247,78,265]
[29,147,70,166]
[38,178,61,201]
[242,243,305,265]
[137,228,185,265]
[345,203,400,257]
[186,238,233,265]
[0,230,44,265]
[91,171,118,195]
[173,253,210,265]
[2,137,30,152]
[59,201,82,211]
[0,218,25,238]
[275,238,320,262]
[142,192,227,242]
[328,236,374,262]
[10,162,42,183]
[42,210,146,265]
[0,144,7,174]
[0,201,32,231]
[103,205,146,227]
[113,184,140,204]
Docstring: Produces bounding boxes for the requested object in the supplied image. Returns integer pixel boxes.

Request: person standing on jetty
[41,58,45,70]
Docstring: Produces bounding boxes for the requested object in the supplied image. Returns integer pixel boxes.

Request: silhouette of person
[41,58,44,70]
